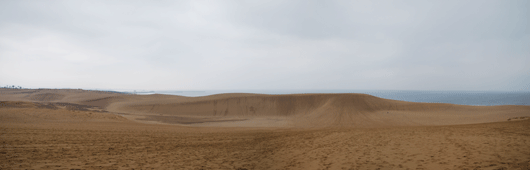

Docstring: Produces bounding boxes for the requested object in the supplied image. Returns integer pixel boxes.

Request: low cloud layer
[1,0,529,91]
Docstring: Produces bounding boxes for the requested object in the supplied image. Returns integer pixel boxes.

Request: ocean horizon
[124,90,530,106]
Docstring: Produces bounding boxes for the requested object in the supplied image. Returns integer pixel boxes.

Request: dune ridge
[2,88,529,128]
[2,89,530,169]
[110,93,530,127]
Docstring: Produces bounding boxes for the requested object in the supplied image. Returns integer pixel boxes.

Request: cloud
[0,0,528,91]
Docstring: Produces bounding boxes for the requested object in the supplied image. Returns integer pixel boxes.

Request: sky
[0,0,529,91]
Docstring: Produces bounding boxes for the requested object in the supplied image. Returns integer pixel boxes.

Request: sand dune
[2,89,530,169]
[109,93,530,127]
[0,88,122,103]
[1,102,529,169]
[0,101,125,123]
[2,88,530,128]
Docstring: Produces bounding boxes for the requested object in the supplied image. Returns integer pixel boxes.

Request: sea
[128,90,530,106]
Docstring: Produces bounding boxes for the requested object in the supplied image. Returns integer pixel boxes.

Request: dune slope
[108,93,530,127]
[2,89,529,128]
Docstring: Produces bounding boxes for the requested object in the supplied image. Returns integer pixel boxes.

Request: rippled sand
[1,89,529,169]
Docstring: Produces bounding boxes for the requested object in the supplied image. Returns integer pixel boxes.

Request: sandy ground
[1,89,530,169]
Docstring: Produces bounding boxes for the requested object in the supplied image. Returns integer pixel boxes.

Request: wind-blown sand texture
[1,88,530,169]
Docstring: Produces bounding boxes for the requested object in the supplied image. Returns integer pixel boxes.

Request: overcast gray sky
[0,0,529,91]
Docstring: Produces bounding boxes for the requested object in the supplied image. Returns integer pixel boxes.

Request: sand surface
[1,89,530,169]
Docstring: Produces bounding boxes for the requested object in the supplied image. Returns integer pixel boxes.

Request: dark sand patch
[54,102,106,112]
[137,115,248,124]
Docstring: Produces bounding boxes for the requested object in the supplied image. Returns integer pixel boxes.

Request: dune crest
[2,89,530,169]
[2,89,530,128]
[108,93,530,128]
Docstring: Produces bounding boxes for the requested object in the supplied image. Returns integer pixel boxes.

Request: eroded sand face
[2,89,530,128]
[1,89,530,169]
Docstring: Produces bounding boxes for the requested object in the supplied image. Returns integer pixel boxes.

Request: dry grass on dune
[0,101,125,123]
[0,88,122,103]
